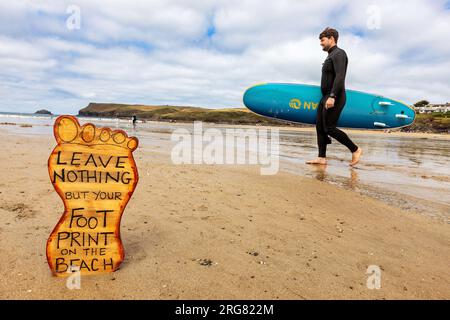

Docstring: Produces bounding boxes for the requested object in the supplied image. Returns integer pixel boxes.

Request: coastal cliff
[78,103,297,126]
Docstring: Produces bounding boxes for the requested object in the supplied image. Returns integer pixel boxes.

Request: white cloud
[0,0,449,114]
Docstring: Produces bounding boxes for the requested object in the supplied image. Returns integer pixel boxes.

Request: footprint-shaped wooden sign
[46,115,139,276]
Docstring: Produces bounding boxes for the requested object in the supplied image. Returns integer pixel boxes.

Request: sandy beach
[0,124,449,300]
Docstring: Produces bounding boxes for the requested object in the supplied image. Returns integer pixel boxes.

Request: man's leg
[325,126,358,153]
[306,98,328,165]
[324,98,362,165]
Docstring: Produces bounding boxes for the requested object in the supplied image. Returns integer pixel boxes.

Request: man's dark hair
[319,27,339,43]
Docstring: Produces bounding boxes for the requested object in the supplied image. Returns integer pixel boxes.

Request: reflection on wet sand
[309,164,327,181]
[303,164,360,190]
[345,169,360,190]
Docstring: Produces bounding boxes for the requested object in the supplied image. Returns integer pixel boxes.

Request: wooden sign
[47,115,139,276]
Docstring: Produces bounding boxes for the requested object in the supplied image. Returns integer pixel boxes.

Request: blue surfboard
[243,83,415,129]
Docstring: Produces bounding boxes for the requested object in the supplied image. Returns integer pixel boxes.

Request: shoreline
[1,118,449,141]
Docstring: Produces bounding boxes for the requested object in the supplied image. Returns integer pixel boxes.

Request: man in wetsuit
[306,27,362,166]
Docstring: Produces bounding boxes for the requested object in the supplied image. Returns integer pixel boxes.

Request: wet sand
[0,128,449,299]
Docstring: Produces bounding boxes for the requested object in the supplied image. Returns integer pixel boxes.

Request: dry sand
[0,129,449,299]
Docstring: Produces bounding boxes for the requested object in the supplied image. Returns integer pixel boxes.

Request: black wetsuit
[316,45,358,157]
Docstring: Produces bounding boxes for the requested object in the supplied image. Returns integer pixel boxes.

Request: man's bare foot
[350,147,362,166]
[306,157,327,165]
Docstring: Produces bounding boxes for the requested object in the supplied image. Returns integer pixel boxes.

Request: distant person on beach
[132,115,137,128]
[306,27,362,166]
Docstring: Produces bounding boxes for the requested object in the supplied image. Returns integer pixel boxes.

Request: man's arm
[330,50,347,97]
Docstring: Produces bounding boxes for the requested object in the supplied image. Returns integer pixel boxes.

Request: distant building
[415,103,450,114]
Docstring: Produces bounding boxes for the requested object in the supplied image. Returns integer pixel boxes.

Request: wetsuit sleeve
[330,50,347,96]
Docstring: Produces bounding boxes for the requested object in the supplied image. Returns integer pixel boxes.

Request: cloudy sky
[0,0,449,114]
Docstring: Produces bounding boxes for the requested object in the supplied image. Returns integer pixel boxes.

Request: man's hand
[325,97,335,109]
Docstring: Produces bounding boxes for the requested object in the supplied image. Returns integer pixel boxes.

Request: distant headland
[35,109,53,115]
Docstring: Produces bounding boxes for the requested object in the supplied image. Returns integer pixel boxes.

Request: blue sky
[0,0,449,114]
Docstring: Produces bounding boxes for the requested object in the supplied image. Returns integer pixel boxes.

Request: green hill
[78,103,301,126]
[402,112,450,133]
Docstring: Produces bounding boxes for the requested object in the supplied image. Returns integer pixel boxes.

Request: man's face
[320,36,334,52]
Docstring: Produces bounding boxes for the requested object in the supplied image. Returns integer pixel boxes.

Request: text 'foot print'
[46,115,139,276]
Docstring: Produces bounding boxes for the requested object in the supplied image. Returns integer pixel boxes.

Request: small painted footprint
[46,115,139,276]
